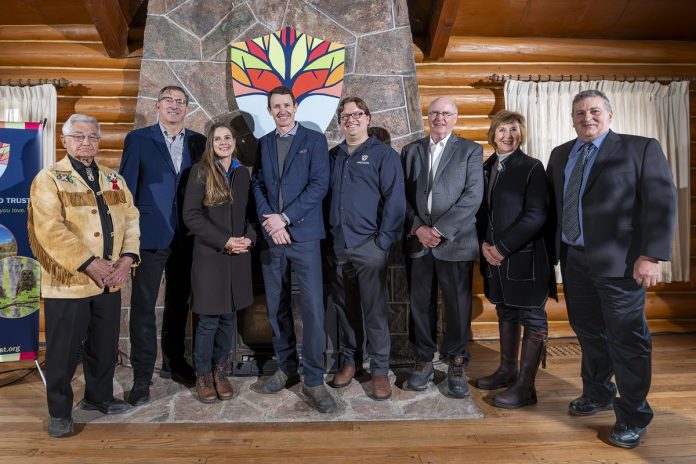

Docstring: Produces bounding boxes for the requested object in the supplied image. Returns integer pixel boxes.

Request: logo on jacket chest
[356,154,370,165]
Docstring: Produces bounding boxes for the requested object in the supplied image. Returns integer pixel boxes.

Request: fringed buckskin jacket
[28,156,140,299]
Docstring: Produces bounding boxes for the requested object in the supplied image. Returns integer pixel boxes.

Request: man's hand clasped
[263,213,292,246]
[415,225,441,248]
[84,256,134,288]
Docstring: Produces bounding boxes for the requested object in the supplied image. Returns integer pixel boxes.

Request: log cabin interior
[1,0,696,461]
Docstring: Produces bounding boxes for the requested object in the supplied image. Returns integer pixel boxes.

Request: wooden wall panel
[0,24,140,162]
[415,35,696,336]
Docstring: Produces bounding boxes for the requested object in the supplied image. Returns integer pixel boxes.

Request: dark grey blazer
[546,130,677,278]
[402,134,484,262]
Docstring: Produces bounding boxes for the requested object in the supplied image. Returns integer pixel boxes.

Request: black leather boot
[475,320,520,390]
[492,328,547,409]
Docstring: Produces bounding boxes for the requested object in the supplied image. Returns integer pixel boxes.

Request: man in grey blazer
[402,97,484,398]
[546,90,676,449]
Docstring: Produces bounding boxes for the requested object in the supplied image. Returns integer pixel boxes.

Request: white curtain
[505,79,690,282]
[0,84,57,167]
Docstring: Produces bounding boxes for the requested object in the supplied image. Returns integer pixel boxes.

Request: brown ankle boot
[492,328,547,409]
[213,362,234,400]
[475,320,520,390]
[196,372,217,403]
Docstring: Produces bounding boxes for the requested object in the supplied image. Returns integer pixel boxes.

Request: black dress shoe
[608,422,646,449]
[127,383,151,406]
[79,398,130,415]
[169,362,196,387]
[568,395,614,416]
[48,417,74,438]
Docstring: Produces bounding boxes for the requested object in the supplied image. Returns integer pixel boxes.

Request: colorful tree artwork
[230,27,345,137]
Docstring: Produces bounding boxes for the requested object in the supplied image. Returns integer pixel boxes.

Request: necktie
[427,142,439,213]
[562,142,593,242]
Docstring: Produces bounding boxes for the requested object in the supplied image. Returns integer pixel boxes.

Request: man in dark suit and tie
[251,86,336,413]
[546,89,676,449]
[120,85,206,406]
[401,97,484,398]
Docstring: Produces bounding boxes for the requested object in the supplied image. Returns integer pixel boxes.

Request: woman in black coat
[183,122,256,403]
[474,110,556,409]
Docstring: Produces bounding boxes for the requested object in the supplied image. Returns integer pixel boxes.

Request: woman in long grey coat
[475,110,556,409]
[183,122,256,403]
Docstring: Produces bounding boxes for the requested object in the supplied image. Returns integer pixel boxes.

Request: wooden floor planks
[1,334,696,463]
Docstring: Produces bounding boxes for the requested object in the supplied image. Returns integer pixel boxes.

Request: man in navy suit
[119,85,206,406]
[547,90,677,449]
[251,86,336,413]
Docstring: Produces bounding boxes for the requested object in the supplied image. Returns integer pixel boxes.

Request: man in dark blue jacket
[119,86,206,406]
[251,86,335,413]
[327,97,405,400]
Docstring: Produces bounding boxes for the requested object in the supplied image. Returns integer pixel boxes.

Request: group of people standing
[29,83,676,450]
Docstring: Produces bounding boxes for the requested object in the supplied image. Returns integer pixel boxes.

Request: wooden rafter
[425,0,461,60]
[82,0,129,58]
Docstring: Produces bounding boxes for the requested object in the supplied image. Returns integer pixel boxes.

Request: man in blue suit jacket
[251,86,336,413]
[119,86,206,406]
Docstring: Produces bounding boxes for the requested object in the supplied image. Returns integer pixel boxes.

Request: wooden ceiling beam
[82,0,129,58]
[425,0,461,60]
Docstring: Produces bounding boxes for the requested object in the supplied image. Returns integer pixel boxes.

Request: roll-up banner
[0,122,42,362]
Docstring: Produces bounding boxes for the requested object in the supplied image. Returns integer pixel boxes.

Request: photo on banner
[0,121,42,363]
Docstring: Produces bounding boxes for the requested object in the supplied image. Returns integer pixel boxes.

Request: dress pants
[407,253,474,363]
[193,313,235,373]
[44,291,121,419]
[129,236,192,383]
[496,304,548,332]
[330,239,390,376]
[260,240,326,387]
[561,244,653,428]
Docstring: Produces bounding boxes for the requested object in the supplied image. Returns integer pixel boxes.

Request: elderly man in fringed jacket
[28,114,140,438]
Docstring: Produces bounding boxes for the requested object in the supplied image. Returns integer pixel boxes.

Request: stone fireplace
[119,0,424,371]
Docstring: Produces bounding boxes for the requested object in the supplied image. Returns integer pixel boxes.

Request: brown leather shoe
[196,372,217,403]
[331,365,356,388]
[213,363,234,400]
[371,375,392,401]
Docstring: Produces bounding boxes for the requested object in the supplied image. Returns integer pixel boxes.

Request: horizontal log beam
[0,42,141,70]
[414,36,696,64]
[0,68,140,96]
[0,24,100,41]
[57,97,137,123]
[416,63,696,86]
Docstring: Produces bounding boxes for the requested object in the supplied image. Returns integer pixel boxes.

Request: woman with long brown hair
[183,122,256,403]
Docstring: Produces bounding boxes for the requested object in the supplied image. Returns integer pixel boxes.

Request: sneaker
[302,384,339,413]
[447,356,470,398]
[47,417,74,438]
[406,360,434,391]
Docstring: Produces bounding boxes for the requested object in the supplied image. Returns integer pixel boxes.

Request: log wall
[415,36,696,338]
[0,24,141,169]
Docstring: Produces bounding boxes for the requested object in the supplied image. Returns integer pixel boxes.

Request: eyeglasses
[159,97,188,106]
[65,134,100,143]
[428,111,456,118]
[338,111,365,122]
